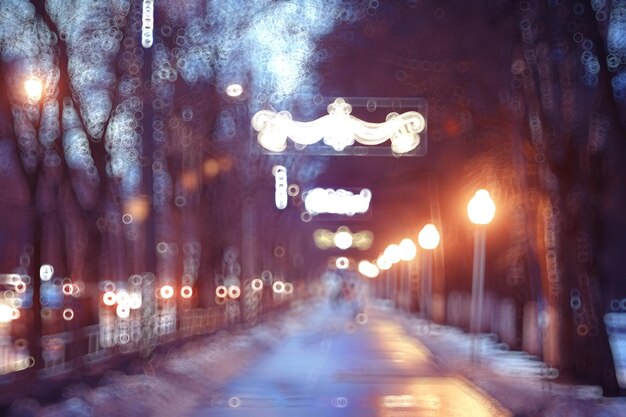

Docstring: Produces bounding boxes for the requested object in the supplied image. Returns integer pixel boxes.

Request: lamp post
[23,76,44,373]
[418,224,440,321]
[467,189,496,362]
[399,238,417,312]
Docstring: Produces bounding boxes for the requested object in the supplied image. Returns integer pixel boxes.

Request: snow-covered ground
[381,302,626,417]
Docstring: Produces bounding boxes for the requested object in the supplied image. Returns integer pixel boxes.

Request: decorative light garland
[252,98,426,154]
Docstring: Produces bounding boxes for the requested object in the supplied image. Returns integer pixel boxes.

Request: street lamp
[467,189,496,361]
[24,77,43,102]
[418,224,440,320]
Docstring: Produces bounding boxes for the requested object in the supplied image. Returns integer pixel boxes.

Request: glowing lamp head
[467,189,496,225]
[358,260,380,278]
[334,228,353,250]
[376,255,392,270]
[399,238,418,261]
[159,285,174,299]
[384,244,401,264]
[418,224,441,250]
[24,77,43,102]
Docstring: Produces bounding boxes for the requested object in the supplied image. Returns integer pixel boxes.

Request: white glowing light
[272,165,288,210]
[102,291,117,306]
[284,282,294,294]
[159,285,174,299]
[399,238,418,261]
[24,78,43,102]
[62,283,73,296]
[358,260,380,278]
[334,229,353,250]
[251,278,264,291]
[376,255,392,271]
[225,83,243,97]
[129,292,142,309]
[40,264,54,282]
[467,189,496,225]
[336,256,350,269]
[228,285,241,299]
[304,188,371,216]
[116,304,130,319]
[216,285,228,298]
[63,308,74,321]
[0,304,19,323]
[116,289,130,306]
[272,281,285,293]
[384,244,401,264]
[252,98,425,153]
[418,224,441,250]
[142,0,154,48]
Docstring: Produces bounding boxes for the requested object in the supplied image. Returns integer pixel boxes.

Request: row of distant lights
[214,278,293,299]
[101,284,193,319]
[357,224,441,279]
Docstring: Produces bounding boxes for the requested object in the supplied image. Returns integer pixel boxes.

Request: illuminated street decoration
[334,228,353,250]
[304,188,372,216]
[272,165,288,210]
[142,0,154,48]
[314,226,373,250]
[252,98,426,153]
[40,265,54,282]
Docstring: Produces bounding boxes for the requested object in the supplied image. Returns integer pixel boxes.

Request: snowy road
[190,305,511,417]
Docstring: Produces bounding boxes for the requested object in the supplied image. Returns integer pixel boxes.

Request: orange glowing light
[24,77,43,101]
[203,159,220,178]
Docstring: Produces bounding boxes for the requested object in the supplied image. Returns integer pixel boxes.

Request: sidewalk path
[191,304,511,417]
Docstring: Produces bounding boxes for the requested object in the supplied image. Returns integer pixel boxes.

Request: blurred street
[190,302,509,417]
[7,297,625,417]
